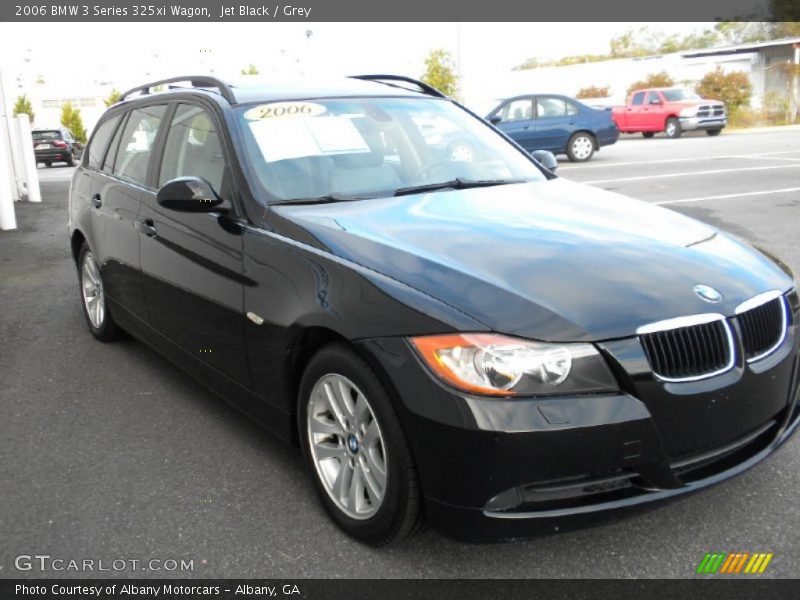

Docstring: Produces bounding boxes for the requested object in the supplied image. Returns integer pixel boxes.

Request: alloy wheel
[81,251,105,329]
[307,373,388,520]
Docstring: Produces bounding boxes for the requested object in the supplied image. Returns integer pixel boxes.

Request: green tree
[241,64,259,75]
[575,85,610,99]
[60,102,87,143]
[695,68,752,117]
[104,89,122,107]
[13,94,35,124]
[627,72,675,97]
[421,49,458,97]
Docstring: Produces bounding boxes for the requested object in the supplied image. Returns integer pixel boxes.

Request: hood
[272,179,792,341]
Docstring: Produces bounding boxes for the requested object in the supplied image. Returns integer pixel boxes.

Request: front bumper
[679,116,727,131]
[357,298,800,541]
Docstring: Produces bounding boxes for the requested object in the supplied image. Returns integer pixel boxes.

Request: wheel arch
[285,326,403,442]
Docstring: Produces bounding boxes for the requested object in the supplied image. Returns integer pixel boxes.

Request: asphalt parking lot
[1,128,799,579]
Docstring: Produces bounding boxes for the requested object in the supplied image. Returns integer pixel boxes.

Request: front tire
[706,128,722,136]
[78,243,122,342]
[665,118,682,139]
[566,132,595,162]
[298,342,422,546]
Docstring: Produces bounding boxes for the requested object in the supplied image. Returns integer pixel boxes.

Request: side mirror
[488,115,502,125]
[531,150,558,172]
[156,177,229,213]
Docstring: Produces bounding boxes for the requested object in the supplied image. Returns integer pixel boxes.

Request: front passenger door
[492,98,536,151]
[138,102,251,387]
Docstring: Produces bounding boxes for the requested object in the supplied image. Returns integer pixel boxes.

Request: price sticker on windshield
[244,102,326,121]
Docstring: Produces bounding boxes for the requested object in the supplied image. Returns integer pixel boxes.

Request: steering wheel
[409,160,453,182]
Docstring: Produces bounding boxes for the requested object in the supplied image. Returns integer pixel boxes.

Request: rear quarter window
[86,116,121,170]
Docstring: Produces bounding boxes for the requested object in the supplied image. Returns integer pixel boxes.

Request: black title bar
[0,0,784,22]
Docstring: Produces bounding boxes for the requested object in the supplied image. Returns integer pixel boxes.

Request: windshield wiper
[274,192,379,206]
[393,178,528,197]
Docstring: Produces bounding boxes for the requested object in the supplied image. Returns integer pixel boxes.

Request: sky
[0,21,716,100]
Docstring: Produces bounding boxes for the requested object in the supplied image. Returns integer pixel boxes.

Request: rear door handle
[91,193,102,208]
[135,218,157,237]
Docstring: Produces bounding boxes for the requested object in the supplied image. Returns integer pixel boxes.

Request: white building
[466,37,800,113]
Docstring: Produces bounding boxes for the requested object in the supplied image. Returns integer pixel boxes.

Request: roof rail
[120,76,236,104]
[349,74,446,98]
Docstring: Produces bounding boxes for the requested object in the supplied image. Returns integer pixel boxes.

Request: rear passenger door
[533,96,576,152]
[626,92,648,129]
[88,105,167,322]
[138,101,251,387]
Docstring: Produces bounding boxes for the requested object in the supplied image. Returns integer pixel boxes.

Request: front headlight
[410,333,618,397]
[679,107,698,117]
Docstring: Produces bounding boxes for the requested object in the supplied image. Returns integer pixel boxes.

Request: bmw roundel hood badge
[694,284,723,304]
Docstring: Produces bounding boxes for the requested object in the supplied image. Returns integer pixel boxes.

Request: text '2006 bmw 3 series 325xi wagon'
[68,75,800,545]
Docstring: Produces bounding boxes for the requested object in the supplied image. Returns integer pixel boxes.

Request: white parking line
[656,187,800,205]
[584,163,800,185]
[558,150,800,170]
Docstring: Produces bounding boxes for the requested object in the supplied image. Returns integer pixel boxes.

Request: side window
[111,105,167,186]
[647,91,661,105]
[86,116,120,170]
[500,99,533,122]
[566,101,579,116]
[631,92,645,106]
[536,97,567,119]
[158,104,227,196]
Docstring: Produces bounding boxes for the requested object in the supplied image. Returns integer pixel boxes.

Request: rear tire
[566,132,595,162]
[298,342,422,546]
[78,243,122,342]
[665,118,682,139]
[66,152,76,167]
[706,129,722,137]
[642,132,655,139]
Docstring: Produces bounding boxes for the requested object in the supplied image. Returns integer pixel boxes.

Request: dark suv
[33,127,84,167]
[68,76,799,545]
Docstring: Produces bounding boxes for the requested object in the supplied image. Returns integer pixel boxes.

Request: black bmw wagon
[68,75,800,545]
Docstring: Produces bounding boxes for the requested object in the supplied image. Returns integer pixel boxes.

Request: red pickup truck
[612,88,726,139]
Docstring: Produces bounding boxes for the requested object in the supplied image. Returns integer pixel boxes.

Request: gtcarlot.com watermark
[14,554,194,573]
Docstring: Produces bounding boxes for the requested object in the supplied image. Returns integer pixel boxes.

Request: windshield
[662,89,701,102]
[235,97,546,203]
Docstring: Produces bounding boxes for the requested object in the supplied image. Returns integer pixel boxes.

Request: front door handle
[135,218,157,237]
[91,193,102,208]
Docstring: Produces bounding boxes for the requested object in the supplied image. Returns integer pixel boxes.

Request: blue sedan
[486,94,619,162]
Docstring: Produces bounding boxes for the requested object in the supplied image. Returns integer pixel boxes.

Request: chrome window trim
[742,295,789,364]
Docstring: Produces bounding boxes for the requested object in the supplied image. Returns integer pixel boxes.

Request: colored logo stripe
[697,552,773,574]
